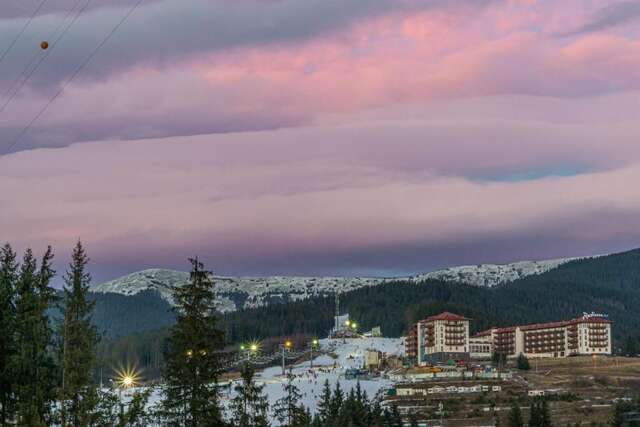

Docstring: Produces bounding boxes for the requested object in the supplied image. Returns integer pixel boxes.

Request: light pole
[282,340,292,375]
[310,339,319,369]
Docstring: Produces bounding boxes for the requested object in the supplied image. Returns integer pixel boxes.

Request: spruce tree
[161,257,225,426]
[58,242,99,426]
[316,379,332,425]
[517,353,531,370]
[273,374,307,427]
[0,244,18,425]
[231,363,269,427]
[539,399,553,427]
[329,381,344,423]
[529,400,542,427]
[390,404,403,427]
[507,401,524,427]
[13,248,57,426]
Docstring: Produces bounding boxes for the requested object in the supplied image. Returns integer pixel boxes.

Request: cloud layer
[1,0,640,280]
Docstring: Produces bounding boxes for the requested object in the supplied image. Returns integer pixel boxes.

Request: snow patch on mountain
[411,258,575,288]
[91,257,577,312]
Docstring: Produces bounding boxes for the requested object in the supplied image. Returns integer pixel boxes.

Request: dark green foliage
[273,374,308,427]
[160,257,225,426]
[529,398,552,427]
[58,241,100,426]
[92,388,152,427]
[230,363,269,427]
[97,327,168,381]
[517,353,531,370]
[12,247,57,426]
[219,249,640,346]
[508,402,524,427]
[611,398,640,427]
[316,380,332,425]
[389,404,403,427]
[90,290,175,339]
[0,244,18,424]
[309,380,392,427]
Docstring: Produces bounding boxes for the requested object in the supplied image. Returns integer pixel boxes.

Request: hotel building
[476,313,612,359]
[407,312,612,365]
[406,312,471,365]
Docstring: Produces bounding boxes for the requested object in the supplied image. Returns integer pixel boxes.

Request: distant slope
[218,248,640,349]
[411,258,574,287]
[91,256,575,311]
[92,248,640,370]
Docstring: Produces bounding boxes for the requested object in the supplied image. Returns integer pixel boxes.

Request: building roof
[425,311,469,322]
[472,314,612,337]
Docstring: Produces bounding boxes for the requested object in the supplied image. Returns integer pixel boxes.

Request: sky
[1,0,640,283]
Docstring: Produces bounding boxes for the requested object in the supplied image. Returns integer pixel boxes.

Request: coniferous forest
[94,248,640,380]
[0,241,429,426]
[3,242,640,425]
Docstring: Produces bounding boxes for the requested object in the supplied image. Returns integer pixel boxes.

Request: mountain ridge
[91,256,578,312]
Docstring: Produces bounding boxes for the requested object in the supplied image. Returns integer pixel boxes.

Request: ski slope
[139,337,404,423]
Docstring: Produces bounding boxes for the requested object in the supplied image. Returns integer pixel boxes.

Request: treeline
[0,242,125,425]
[220,248,640,352]
[95,248,640,379]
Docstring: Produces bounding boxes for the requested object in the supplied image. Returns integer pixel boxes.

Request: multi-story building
[407,312,612,365]
[406,312,470,365]
[474,313,612,359]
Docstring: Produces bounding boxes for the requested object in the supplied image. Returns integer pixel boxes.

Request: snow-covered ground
[92,256,579,312]
[132,337,404,423]
[242,337,404,416]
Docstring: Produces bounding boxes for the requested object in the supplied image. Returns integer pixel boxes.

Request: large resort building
[407,312,612,366]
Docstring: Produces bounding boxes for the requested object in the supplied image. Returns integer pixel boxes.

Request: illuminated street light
[285,340,292,348]
[114,367,141,389]
[240,344,246,351]
[351,322,357,330]
[250,343,259,352]
[186,349,194,358]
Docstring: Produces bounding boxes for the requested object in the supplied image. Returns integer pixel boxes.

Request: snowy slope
[91,257,577,312]
[410,258,575,288]
[140,337,404,423]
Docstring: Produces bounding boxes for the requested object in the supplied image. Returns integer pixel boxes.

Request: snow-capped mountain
[409,258,575,288]
[91,257,577,312]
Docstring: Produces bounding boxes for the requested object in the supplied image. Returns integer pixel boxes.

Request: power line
[3,0,145,154]
[0,0,92,116]
[0,0,49,68]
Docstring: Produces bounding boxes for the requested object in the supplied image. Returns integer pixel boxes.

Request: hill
[92,248,640,378]
[90,256,574,312]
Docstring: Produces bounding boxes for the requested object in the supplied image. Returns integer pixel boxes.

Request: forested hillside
[93,248,640,377]
[90,290,175,338]
[223,249,640,347]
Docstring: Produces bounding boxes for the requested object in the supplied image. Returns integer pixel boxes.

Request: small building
[365,350,381,370]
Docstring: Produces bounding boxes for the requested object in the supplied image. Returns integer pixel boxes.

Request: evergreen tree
[231,363,269,427]
[58,242,100,426]
[316,380,332,425]
[611,400,634,427]
[540,399,552,427]
[329,382,344,424]
[161,257,225,426]
[529,400,542,427]
[12,248,57,426]
[517,353,531,370]
[507,402,524,427]
[368,400,384,427]
[273,374,307,427]
[0,244,18,425]
[389,404,402,427]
